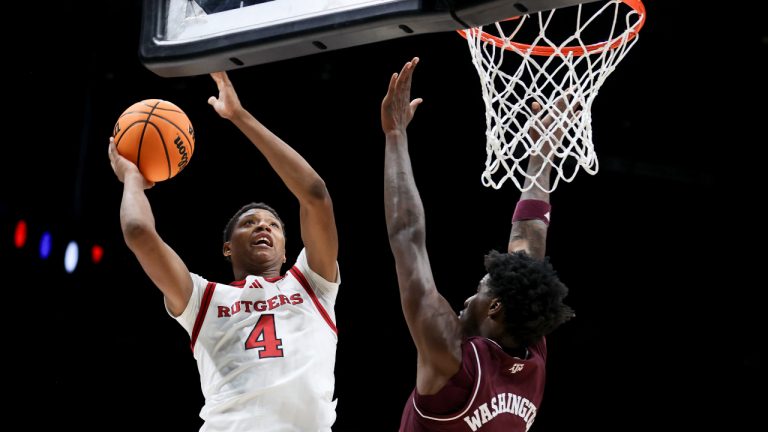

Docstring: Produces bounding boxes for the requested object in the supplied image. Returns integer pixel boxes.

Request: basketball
[112,99,195,182]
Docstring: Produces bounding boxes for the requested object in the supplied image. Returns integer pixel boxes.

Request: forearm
[508,153,551,259]
[522,152,552,202]
[230,109,328,202]
[120,173,157,245]
[384,131,461,366]
[384,131,426,240]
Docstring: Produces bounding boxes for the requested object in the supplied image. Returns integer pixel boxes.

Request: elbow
[121,219,155,248]
[388,223,425,248]
[304,178,332,206]
[386,206,426,244]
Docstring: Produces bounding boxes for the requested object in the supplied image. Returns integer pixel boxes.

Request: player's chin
[249,248,276,261]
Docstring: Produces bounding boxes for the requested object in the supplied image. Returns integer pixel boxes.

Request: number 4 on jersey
[245,314,284,358]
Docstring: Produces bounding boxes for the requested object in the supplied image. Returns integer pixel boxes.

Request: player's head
[222,202,286,270]
[459,250,574,346]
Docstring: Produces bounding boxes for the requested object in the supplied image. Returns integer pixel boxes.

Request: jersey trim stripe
[289,266,338,335]
[190,281,217,351]
[412,341,482,421]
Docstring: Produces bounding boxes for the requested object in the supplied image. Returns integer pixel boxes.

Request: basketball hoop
[458,0,646,192]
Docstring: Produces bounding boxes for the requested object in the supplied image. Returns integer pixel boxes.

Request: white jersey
[171,248,339,432]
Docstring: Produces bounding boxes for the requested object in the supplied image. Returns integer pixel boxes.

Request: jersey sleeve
[295,247,340,306]
[164,272,209,336]
[413,339,477,415]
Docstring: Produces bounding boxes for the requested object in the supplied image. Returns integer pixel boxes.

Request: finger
[531,101,542,113]
[210,72,223,87]
[558,91,576,115]
[555,96,567,114]
[210,71,228,88]
[406,57,419,76]
[108,140,119,168]
[410,98,423,112]
[208,96,217,106]
[388,72,398,91]
[398,59,416,87]
[400,61,416,92]
[399,59,412,77]
[382,73,397,103]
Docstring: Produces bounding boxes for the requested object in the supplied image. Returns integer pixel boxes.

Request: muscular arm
[509,98,577,259]
[508,154,550,259]
[109,141,192,316]
[209,72,338,282]
[383,59,462,394]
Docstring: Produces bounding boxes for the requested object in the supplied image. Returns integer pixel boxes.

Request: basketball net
[459,0,645,192]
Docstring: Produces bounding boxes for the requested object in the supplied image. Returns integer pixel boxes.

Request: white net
[461,0,645,192]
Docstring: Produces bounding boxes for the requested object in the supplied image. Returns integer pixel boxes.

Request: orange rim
[457,0,645,57]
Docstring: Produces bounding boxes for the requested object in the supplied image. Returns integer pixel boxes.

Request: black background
[4,1,765,430]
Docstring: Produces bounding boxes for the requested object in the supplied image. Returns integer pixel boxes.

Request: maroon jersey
[399,336,547,432]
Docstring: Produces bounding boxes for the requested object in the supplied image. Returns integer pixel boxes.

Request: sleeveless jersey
[171,248,339,432]
[399,336,547,432]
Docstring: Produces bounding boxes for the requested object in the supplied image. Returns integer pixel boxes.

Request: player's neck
[495,334,523,352]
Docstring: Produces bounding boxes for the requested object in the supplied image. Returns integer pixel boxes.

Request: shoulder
[293,248,340,285]
[190,272,209,288]
[288,248,339,302]
[464,336,497,353]
[529,336,547,359]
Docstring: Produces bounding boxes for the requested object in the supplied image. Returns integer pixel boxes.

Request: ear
[223,242,232,257]
[488,298,503,317]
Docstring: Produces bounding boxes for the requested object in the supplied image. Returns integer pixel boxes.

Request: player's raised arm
[208,71,338,282]
[382,57,463,394]
[108,138,193,316]
[509,96,580,259]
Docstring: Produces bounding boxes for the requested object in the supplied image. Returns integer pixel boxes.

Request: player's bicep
[299,193,339,283]
[393,243,462,374]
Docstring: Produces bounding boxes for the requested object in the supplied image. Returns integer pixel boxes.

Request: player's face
[458,274,494,336]
[227,209,286,268]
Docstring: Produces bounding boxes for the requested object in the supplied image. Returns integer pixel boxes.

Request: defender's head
[459,250,574,346]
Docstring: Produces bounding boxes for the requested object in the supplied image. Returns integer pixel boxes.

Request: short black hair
[484,250,575,346]
[223,202,285,243]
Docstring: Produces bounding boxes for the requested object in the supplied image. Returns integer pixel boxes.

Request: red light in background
[14,220,27,249]
[91,245,104,264]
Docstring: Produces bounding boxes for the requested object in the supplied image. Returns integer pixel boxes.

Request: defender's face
[226,209,286,267]
[458,274,494,336]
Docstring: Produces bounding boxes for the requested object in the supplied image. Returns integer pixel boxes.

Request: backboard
[139,0,593,77]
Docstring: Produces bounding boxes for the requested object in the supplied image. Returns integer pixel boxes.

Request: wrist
[512,199,551,225]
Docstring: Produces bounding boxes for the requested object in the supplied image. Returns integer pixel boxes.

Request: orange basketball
[112,99,195,182]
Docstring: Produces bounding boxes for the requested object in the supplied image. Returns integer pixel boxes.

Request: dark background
[4,1,765,430]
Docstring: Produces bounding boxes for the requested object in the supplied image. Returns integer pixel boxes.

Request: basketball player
[382,57,575,431]
[108,70,339,431]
